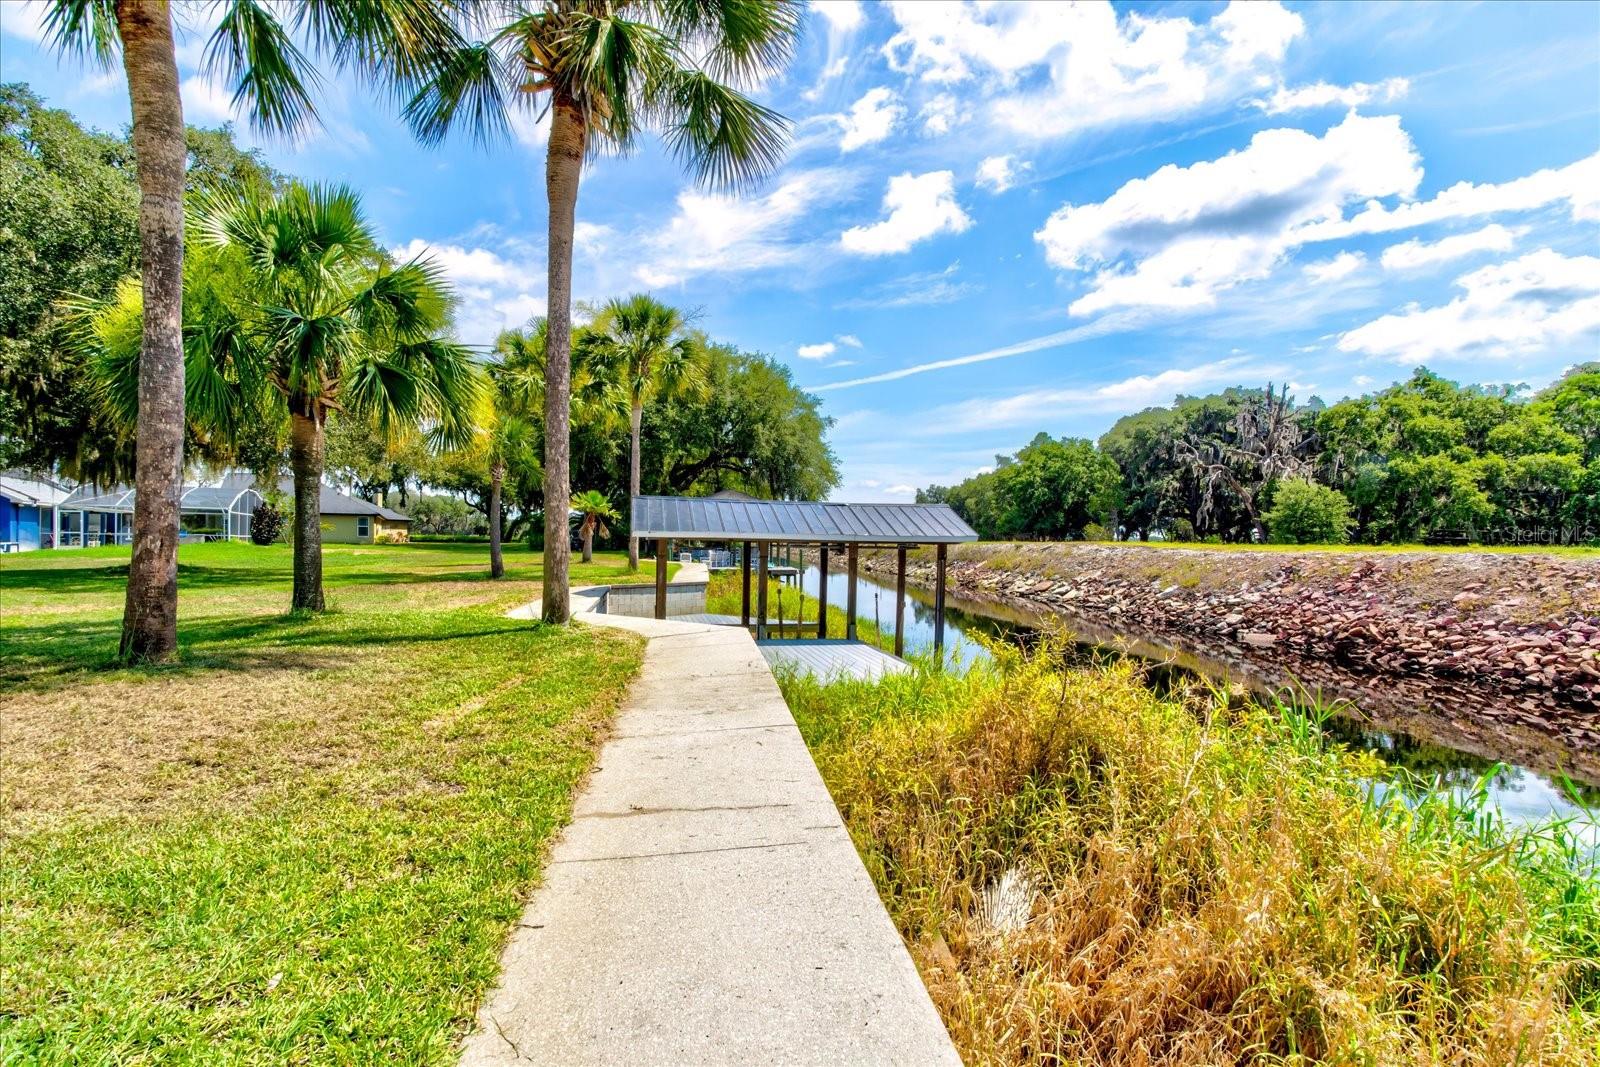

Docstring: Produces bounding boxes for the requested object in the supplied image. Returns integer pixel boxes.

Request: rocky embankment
[867,543,1600,766]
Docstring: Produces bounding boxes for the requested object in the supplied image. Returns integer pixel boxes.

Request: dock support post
[817,547,829,638]
[846,544,859,640]
[740,539,752,627]
[756,542,769,640]
[895,546,907,658]
[655,538,669,619]
[933,543,948,660]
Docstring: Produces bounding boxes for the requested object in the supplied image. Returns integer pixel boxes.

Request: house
[24,470,412,549]
[376,506,413,542]
[0,472,73,552]
[282,481,411,543]
[57,472,264,547]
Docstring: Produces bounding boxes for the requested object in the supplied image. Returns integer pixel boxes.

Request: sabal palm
[84,182,481,612]
[44,0,460,660]
[571,489,618,563]
[404,0,802,623]
[478,332,547,579]
[579,294,705,569]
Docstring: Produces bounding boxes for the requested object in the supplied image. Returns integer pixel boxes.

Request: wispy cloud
[811,313,1142,392]
[913,356,1285,433]
[836,262,978,309]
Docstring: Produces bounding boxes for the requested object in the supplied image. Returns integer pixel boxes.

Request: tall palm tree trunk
[540,96,585,624]
[582,524,594,564]
[489,460,505,579]
[289,407,326,612]
[115,0,185,663]
[627,398,643,570]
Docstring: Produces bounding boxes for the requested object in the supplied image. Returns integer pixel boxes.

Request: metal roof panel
[629,495,977,544]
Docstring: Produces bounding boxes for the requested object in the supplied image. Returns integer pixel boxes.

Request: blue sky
[3,0,1598,501]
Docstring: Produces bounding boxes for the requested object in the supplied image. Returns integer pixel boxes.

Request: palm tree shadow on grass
[0,561,549,597]
[1,609,530,696]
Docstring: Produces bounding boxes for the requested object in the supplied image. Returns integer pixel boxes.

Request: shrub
[1266,478,1354,544]
[1080,522,1111,542]
[411,533,489,543]
[1165,518,1195,542]
[250,505,284,545]
[374,530,408,544]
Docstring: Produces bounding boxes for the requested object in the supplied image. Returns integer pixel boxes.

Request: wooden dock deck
[757,639,911,681]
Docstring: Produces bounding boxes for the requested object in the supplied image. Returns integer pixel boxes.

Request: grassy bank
[781,638,1599,1064]
[704,570,894,649]
[1,542,653,1063]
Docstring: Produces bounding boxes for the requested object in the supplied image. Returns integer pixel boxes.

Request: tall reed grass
[781,634,1598,1065]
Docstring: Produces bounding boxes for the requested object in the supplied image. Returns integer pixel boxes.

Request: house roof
[273,479,389,516]
[0,472,74,507]
[56,471,406,519]
[63,473,262,513]
[630,495,978,545]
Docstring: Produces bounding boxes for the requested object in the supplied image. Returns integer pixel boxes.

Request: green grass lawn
[0,541,659,1064]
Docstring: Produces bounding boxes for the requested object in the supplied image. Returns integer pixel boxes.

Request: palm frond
[204,0,322,137]
[184,313,254,437]
[283,182,376,265]
[293,0,468,94]
[654,69,788,191]
[651,0,802,85]
[343,356,423,440]
[558,10,677,154]
[403,337,484,451]
[60,279,144,431]
[349,258,452,340]
[42,0,119,65]
[401,40,511,147]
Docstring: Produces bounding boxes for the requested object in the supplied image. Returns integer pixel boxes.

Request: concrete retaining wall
[603,581,708,618]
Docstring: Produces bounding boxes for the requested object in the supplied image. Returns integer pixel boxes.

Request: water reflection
[794,563,1596,829]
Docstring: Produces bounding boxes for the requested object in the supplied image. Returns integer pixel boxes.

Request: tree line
[1,0,802,661]
[2,84,836,580]
[919,367,1600,546]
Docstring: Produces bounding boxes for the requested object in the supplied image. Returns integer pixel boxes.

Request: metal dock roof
[630,495,977,544]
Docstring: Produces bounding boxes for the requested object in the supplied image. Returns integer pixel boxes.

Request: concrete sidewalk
[464,583,959,1066]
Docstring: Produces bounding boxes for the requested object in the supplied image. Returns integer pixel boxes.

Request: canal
[785,561,1598,831]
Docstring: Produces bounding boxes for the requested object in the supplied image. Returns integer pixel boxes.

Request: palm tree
[403,0,802,624]
[43,0,461,660]
[477,333,545,579]
[579,294,705,569]
[571,489,618,563]
[81,181,481,612]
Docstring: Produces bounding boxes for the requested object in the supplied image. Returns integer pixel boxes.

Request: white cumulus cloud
[1338,249,1600,363]
[1380,224,1522,271]
[797,341,838,359]
[392,237,546,348]
[811,0,863,33]
[1302,251,1366,283]
[1257,77,1408,114]
[885,0,1305,139]
[976,155,1031,193]
[919,93,962,135]
[841,171,972,256]
[1036,112,1421,315]
[1304,152,1600,241]
[836,87,903,151]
